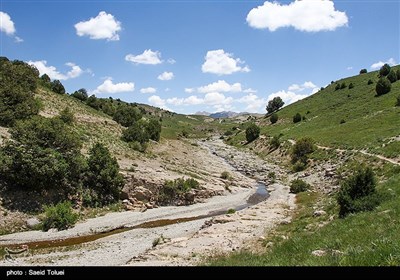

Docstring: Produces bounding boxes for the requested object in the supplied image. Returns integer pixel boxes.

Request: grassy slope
[208,68,400,266]
[230,67,400,157]
[209,172,400,266]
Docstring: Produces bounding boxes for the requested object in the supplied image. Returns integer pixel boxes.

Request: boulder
[313,210,327,217]
[132,186,153,202]
[312,250,326,257]
[26,218,41,229]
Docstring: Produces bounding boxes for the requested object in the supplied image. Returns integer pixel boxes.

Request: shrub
[335,83,341,91]
[340,82,347,89]
[42,201,78,231]
[0,116,84,191]
[266,97,284,114]
[113,105,142,127]
[359,69,367,74]
[291,137,315,164]
[396,95,400,107]
[387,69,398,83]
[270,113,278,124]
[348,83,354,89]
[292,162,306,172]
[375,77,391,96]
[396,69,400,80]
[290,179,310,194]
[71,88,88,102]
[269,135,281,150]
[267,171,276,182]
[337,166,380,218]
[145,119,162,142]
[51,80,65,94]
[245,123,260,143]
[221,171,232,180]
[379,63,391,76]
[367,79,374,85]
[293,113,302,123]
[122,122,150,144]
[58,107,74,124]
[226,208,236,214]
[84,143,124,206]
[159,177,200,205]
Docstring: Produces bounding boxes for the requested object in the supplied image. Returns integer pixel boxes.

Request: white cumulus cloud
[125,49,162,65]
[202,49,250,75]
[198,80,242,93]
[148,95,171,111]
[27,60,84,80]
[140,87,157,94]
[370,58,396,70]
[268,81,319,106]
[236,93,266,113]
[184,88,195,94]
[158,71,174,81]
[0,11,16,35]
[247,0,348,32]
[75,11,121,41]
[92,78,134,95]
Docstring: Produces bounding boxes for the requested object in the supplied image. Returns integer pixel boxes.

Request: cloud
[184,88,195,93]
[75,11,121,41]
[198,80,242,93]
[125,49,162,65]
[202,49,250,75]
[1,11,24,42]
[148,95,171,111]
[158,71,174,81]
[268,81,319,105]
[247,0,348,32]
[0,11,16,35]
[236,93,266,113]
[167,58,176,64]
[27,60,85,80]
[140,87,157,94]
[370,58,396,70]
[288,81,317,92]
[243,88,257,93]
[92,78,134,94]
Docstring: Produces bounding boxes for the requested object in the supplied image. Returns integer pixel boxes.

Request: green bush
[293,113,302,123]
[270,113,278,124]
[269,135,281,150]
[396,69,400,80]
[387,69,398,83]
[0,116,84,191]
[221,171,232,180]
[245,123,260,143]
[396,95,400,107]
[340,82,347,89]
[84,143,124,206]
[367,79,374,85]
[42,201,78,231]
[337,166,381,218]
[348,83,354,89]
[0,58,40,126]
[375,77,391,96]
[113,105,142,127]
[359,69,367,74]
[58,107,74,124]
[290,179,310,194]
[159,177,200,205]
[291,137,315,164]
[51,80,65,94]
[379,63,391,77]
[145,119,162,142]
[292,162,306,172]
[122,121,150,144]
[266,97,284,114]
[335,83,341,91]
[71,88,88,102]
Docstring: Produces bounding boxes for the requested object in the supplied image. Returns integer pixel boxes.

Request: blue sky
[1,0,399,114]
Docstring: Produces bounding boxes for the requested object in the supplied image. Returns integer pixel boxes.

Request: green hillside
[229,66,400,158]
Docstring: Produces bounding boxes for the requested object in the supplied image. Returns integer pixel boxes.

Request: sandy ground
[0,138,295,266]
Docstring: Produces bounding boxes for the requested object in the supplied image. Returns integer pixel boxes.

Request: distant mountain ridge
[194,111,255,119]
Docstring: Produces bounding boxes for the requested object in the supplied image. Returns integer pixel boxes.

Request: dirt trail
[0,138,294,266]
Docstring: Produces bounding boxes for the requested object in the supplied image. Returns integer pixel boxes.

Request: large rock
[26,218,41,229]
[132,186,153,202]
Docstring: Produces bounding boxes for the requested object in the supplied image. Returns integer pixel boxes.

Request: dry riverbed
[0,138,295,266]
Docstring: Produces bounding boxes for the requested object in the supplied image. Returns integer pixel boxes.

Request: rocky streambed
[0,138,295,266]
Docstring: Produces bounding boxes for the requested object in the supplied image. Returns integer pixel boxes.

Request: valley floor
[0,138,295,266]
